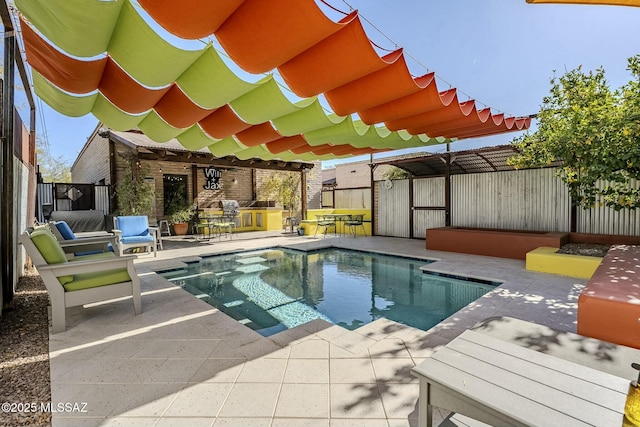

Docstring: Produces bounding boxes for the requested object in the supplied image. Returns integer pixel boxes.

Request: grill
[220,200,240,221]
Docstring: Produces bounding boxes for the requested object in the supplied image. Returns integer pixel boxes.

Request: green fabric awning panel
[176,48,257,110]
[109,1,206,88]
[15,0,124,57]
[272,100,346,136]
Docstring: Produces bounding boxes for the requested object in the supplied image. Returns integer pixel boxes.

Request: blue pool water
[160,248,499,336]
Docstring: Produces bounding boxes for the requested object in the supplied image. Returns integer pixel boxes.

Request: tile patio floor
[47,232,587,426]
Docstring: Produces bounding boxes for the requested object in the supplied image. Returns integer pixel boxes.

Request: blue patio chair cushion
[55,220,114,255]
[121,235,154,244]
[116,216,151,237]
[54,221,77,240]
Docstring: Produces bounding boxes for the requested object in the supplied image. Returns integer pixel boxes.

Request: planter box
[578,245,640,349]
[526,247,602,279]
[425,227,568,260]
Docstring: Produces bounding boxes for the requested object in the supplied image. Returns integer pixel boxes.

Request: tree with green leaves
[509,55,640,211]
[383,166,409,181]
[115,160,155,216]
[260,171,301,218]
[36,136,71,183]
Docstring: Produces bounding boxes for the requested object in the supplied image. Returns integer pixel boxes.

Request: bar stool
[158,220,171,236]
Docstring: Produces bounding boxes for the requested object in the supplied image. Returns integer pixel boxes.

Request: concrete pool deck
[48,232,586,426]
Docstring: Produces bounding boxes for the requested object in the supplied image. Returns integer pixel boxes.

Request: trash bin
[297,227,305,236]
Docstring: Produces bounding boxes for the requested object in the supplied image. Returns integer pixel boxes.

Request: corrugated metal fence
[376,168,640,238]
[451,168,571,232]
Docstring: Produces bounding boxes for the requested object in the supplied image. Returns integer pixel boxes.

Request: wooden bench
[578,244,640,349]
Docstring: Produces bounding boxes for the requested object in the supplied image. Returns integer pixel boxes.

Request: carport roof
[376,144,563,177]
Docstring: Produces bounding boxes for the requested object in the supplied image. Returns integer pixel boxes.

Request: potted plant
[167,202,195,236]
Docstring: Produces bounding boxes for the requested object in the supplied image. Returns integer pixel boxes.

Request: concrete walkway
[48,232,587,426]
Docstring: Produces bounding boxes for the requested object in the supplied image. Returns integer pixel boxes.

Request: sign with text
[203,167,222,190]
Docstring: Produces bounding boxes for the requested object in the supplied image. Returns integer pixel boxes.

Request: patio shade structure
[527,0,640,5]
[16,0,531,161]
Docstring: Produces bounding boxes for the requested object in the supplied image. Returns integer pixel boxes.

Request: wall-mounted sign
[203,166,222,190]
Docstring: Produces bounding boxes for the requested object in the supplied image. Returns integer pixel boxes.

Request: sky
[14,0,640,169]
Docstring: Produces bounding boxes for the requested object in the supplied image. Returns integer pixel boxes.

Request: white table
[411,330,629,427]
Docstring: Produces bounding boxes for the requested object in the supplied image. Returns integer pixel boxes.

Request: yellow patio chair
[20,227,141,333]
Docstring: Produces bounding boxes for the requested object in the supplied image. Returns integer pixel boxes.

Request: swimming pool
[160,248,499,336]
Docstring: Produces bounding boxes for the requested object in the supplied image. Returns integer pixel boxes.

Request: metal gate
[36,183,111,222]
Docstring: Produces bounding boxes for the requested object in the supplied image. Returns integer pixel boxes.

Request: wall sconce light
[232,178,238,185]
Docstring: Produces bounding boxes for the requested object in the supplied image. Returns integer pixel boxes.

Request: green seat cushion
[72,252,117,261]
[63,268,131,292]
[29,227,73,285]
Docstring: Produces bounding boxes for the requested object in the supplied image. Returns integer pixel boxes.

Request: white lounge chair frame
[19,231,142,334]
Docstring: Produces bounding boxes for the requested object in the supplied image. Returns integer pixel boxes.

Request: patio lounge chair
[113,216,158,257]
[20,227,141,333]
[50,220,115,256]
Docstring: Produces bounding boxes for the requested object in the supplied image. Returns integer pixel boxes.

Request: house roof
[376,144,563,177]
[108,129,315,172]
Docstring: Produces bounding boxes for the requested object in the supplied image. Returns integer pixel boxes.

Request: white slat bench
[412,330,628,427]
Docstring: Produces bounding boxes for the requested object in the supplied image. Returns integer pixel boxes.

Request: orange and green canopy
[16,0,531,161]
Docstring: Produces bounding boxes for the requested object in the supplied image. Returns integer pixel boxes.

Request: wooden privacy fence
[376,168,640,238]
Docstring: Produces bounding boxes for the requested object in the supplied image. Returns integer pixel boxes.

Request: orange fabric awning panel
[440,117,532,139]
[155,85,213,129]
[278,13,401,97]
[235,122,282,146]
[99,60,170,114]
[21,17,107,94]
[358,79,455,125]
[216,0,342,74]
[409,108,495,135]
[324,53,433,116]
[266,135,310,154]
[137,0,245,39]
[198,105,251,139]
[386,98,477,132]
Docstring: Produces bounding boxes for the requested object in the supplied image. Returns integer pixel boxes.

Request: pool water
[160,248,499,336]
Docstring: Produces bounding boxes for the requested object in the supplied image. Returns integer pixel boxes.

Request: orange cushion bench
[577,245,640,349]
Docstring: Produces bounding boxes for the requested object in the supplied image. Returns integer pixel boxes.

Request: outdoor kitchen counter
[200,207,283,232]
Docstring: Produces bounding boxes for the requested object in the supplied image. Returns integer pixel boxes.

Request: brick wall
[75,135,322,219]
[71,133,111,184]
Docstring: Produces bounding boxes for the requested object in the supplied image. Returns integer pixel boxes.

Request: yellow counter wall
[302,209,372,236]
[200,208,283,232]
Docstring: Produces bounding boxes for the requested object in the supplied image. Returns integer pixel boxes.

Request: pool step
[224,300,244,308]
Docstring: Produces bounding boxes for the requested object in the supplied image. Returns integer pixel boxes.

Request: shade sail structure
[526,0,640,5]
[16,0,531,162]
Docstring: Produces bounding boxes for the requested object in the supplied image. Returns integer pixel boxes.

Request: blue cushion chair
[113,216,158,257]
[20,227,141,333]
[51,221,115,256]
